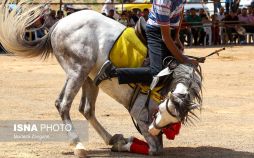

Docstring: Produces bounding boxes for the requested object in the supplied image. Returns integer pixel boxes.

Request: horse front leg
[111,99,163,155]
[55,72,87,157]
[111,129,163,155]
[79,77,117,145]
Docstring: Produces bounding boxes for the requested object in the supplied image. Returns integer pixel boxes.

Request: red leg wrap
[130,142,149,155]
[132,138,149,147]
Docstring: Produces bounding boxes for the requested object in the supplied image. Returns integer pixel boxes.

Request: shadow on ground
[62,146,254,158]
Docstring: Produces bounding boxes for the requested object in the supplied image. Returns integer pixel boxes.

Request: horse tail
[0,0,53,59]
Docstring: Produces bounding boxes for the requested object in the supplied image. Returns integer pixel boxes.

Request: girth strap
[129,85,143,134]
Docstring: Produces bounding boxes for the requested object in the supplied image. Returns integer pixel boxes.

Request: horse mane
[170,64,203,124]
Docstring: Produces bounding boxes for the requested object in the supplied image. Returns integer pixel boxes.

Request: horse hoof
[109,134,125,145]
[74,142,87,158]
[111,139,127,152]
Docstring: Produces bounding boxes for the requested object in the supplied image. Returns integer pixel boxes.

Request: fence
[2,1,254,47]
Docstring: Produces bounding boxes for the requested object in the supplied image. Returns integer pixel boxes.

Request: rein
[128,85,143,134]
[152,96,178,130]
[165,97,178,118]
[128,59,177,134]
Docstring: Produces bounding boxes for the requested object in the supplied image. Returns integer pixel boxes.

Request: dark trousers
[116,25,173,84]
[244,25,254,33]
[180,28,192,46]
[225,2,233,13]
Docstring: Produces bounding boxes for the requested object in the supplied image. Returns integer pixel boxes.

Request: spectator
[179,18,192,46]
[101,0,115,15]
[66,10,74,16]
[214,0,222,13]
[216,7,226,44]
[56,10,64,20]
[186,8,204,45]
[217,7,225,21]
[223,11,240,43]
[211,14,221,44]
[118,12,128,26]
[130,9,139,24]
[126,11,136,27]
[238,8,249,23]
[239,8,254,33]
[25,17,46,41]
[44,10,58,29]
[201,16,212,45]
[142,8,149,21]
[247,6,252,15]
[236,8,242,15]
[185,10,190,19]
[225,0,233,13]
[107,9,115,20]
[249,7,254,24]
[232,0,240,12]
[64,4,75,15]
[101,0,119,19]
[199,8,207,19]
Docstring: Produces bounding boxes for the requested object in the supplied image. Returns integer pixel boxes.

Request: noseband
[151,97,178,130]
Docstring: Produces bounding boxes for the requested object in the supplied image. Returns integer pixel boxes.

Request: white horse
[0,1,202,157]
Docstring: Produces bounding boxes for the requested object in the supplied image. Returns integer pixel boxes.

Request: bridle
[151,96,179,130]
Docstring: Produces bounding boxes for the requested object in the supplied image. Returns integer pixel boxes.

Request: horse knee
[58,103,71,117]
[79,101,93,120]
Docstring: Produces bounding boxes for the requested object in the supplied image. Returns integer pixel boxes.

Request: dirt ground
[0,46,253,158]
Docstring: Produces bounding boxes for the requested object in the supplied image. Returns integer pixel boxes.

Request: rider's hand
[189,59,199,66]
[197,57,206,63]
[184,56,199,66]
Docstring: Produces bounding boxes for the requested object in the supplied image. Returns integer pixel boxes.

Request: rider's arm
[153,1,197,64]
[160,25,187,63]
[174,10,184,51]
[175,10,184,40]
[160,25,198,65]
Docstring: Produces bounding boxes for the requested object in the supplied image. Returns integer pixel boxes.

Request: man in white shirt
[217,7,225,21]
[101,0,119,19]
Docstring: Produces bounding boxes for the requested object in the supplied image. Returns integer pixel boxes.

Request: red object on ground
[162,122,181,140]
[130,122,181,155]
[130,138,149,155]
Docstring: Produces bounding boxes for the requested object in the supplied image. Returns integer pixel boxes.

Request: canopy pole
[59,0,62,11]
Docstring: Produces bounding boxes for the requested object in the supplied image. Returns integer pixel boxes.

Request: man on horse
[94,0,199,86]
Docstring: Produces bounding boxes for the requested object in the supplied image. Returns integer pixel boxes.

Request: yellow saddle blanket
[109,27,147,68]
[109,28,164,103]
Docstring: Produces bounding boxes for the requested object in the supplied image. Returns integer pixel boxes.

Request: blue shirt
[147,0,185,27]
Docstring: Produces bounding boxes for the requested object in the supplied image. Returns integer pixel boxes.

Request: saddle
[109,18,173,103]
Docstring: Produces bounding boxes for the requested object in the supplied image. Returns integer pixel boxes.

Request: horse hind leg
[79,77,116,145]
[55,67,88,157]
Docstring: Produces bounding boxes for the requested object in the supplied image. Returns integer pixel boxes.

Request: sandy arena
[0,46,253,158]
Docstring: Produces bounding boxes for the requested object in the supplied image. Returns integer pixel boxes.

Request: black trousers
[116,25,174,84]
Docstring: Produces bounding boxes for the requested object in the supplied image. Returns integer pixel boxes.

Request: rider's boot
[94,60,117,86]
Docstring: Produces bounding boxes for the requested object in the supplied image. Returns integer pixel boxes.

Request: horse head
[149,64,203,136]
